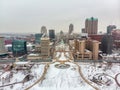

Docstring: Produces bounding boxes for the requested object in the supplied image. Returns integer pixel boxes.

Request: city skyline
[0,0,120,33]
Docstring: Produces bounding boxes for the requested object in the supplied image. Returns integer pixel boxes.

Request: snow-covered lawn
[30,62,94,90]
[80,62,120,90]
[0,63,45,90]
[0,62,120,90]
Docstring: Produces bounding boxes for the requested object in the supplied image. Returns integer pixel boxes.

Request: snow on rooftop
[5,44,12,47]
[28,53,39,56]
[14,61,29,65]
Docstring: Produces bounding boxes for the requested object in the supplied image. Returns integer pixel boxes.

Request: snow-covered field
[0,62,120,90]
[30,62,94,90]
[80,62,120,90]
[0,63,45,90]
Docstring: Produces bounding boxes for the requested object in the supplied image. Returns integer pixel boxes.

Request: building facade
[41,37,50,57]
[49,29,55,41]
[112,29,120,48]
[73,39,100,60]
[41,26,47,35]
[88,34,104,42]
[0,37,7,56]
[12,40,27,56]
[107,25,116,34]
[68,24,74,34]
[101,35,113,54]
[35,33,43,44]
[92,40,99,60]
[85,17,98,35]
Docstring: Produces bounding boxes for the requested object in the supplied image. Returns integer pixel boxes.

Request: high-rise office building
[112,29,120,40]
[85,17,98,35]
[112,29,120,48]
[12,40,27,56]
[81,28,85,33]
[49,29,55,40]
[107,25,116,34]
[35,33,43,44]
[68,24,74,34]
[41,37,50,57]
[0,37,7,56]
[41,26,47,35]
[101,35,113,54]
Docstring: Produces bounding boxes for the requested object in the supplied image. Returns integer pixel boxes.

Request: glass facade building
[35,33,43,44]
[12,40,27,56]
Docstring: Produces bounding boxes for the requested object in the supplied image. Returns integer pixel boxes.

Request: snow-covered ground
[0,63,45,90]
[80,62,120,90]
[30,62,94,90]
[0,62,120,90]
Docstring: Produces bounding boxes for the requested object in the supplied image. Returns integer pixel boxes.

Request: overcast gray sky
[0,0,120,33]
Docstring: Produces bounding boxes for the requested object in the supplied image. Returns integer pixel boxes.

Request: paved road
[0,60,15,64]
[75,59,120,63]
[0,59,120,64]
[0,59,52,63]
[74,59,103,62]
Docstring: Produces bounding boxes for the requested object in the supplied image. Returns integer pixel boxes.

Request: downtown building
[12,40,27,57]
[85,17,98,35]
[101,34,113,54]
[68,24,74,34]
[40,37,50,57]
[49,29,55,41]
[73,39,100,60]
[35,33,43,44]
[41,26,47,36]
[0,37,7,57]
[112,29,120,48]
[107,25,116,34]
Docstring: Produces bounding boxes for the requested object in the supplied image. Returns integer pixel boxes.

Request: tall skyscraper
[41,26,47,35]
[68,24,74,34]
[85,17,98,35]
[112,29,120,48]
[0,37,7,56]
[81,28,85,33]
[49,29,55,40]
[35,33,43,44]
[107,25,116,34]
[59,30,64,39]
[101,35,113,54]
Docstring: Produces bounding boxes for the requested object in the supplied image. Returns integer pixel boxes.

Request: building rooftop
[41,37,49,40]
[86,17,98,21]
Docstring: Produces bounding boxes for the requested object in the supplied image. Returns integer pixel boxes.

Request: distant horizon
[0,0,120,33]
